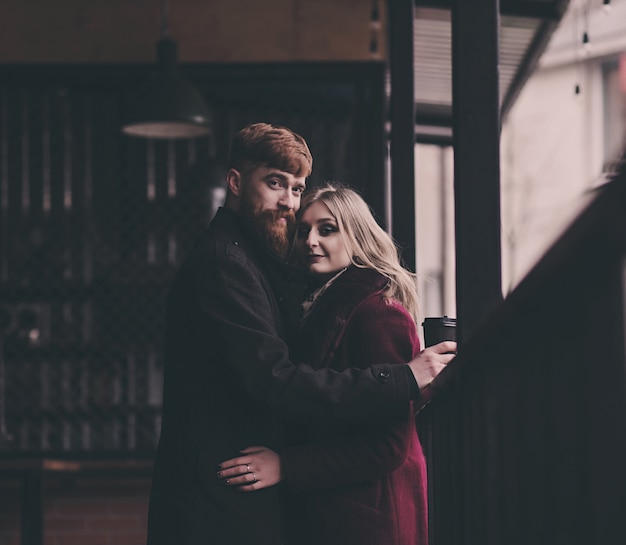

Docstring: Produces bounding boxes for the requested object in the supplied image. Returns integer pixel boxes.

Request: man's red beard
[241,197,296,258]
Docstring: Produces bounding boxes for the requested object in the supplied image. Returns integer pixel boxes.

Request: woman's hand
[217,446,282,491]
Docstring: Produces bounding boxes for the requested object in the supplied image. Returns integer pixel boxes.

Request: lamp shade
[122,38,212,139]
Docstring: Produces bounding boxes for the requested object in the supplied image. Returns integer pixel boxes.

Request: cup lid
[422,316,456,327]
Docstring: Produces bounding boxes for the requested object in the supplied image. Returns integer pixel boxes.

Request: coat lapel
[298,267,388,369]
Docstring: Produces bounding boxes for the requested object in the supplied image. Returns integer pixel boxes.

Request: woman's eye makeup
[296,222,339,239]
[319,224,338,236]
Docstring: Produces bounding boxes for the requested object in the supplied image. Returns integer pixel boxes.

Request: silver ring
[252,472,257,483]
[246,464,251,473]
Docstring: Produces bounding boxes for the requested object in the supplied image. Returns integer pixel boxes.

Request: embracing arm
[217,298,428,492]
[199,240,412,422]
[196,235,453,422]
[217,417,414,492]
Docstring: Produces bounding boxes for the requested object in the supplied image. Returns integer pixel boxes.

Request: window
[602,53,626,173]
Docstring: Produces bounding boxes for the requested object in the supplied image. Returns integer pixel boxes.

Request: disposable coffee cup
[422,316,457,348]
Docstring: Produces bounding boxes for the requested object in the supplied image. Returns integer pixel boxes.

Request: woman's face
[296,200,352,280]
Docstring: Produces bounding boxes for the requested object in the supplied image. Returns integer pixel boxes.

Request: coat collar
[212,207,307,342]
[298,266,389,368]
[304,266,388,325]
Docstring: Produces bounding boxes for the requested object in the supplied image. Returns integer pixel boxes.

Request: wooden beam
[452,0,503,343]
[388,0,417,271]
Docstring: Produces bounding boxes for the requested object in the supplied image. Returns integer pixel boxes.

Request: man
[146,123,455,545]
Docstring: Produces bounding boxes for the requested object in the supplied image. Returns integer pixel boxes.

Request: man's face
[238,166,307,258]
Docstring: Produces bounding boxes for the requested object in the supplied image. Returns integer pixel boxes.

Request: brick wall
[0,476,150,545]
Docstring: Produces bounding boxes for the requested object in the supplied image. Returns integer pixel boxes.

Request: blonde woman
[218,184,428,545]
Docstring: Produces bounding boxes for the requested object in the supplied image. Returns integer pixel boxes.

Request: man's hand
[408,341,457,394]
[217,446,282,491]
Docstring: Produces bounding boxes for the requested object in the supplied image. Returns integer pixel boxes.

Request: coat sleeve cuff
[403,364,421,399]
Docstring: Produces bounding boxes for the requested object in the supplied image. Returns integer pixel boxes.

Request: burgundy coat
[282,266,428,545]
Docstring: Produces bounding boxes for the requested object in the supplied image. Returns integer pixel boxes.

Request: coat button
[233,241,239,246]
[377,369,390,380]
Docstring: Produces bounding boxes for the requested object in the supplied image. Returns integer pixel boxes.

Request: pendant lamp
[121,0,211,139]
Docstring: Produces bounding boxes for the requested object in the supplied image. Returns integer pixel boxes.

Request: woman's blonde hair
[298,183,420,323]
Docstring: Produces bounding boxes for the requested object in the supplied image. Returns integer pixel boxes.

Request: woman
[217,184,428,545]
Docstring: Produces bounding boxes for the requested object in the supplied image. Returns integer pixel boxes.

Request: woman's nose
[306,232,319,247]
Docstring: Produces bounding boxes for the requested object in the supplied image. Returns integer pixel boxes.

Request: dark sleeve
[281,299,421,490]
[196,240,415,423]
[405,365,420,398]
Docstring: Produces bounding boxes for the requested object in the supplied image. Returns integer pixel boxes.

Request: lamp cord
[161,0,171,38]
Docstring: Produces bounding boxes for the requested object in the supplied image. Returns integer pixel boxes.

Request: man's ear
[226,169,242,197]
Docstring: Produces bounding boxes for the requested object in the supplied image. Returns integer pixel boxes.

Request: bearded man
[146,123,454,545]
